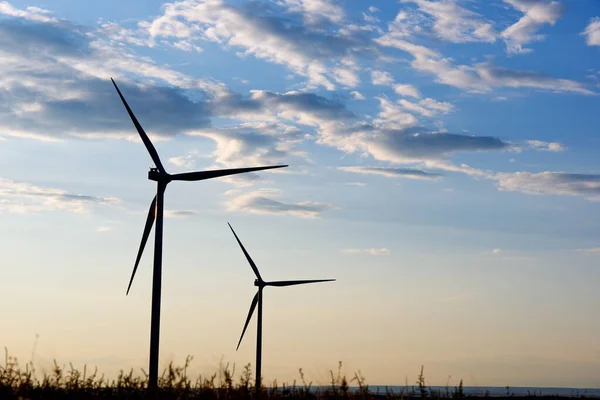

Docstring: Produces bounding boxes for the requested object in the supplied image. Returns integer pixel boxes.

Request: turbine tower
[111,78,288,389]
[228,223,335,391]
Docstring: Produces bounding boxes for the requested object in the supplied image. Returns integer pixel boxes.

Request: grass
[0,349,590,400]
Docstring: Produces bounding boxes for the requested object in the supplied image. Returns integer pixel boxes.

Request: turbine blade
[237,291,259,351]
[126,195,157,295]
[170,165,288,182]
[266,279,335,287]
[110,78,166,173]
[228,223,262,281]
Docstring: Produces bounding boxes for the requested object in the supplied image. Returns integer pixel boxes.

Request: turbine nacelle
[148,167,170,182]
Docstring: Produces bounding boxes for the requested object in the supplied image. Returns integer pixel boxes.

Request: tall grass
[0,349,584,400]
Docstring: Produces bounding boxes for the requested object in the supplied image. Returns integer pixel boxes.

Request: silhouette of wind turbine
[228,223,335,391]
[110,78,288,389]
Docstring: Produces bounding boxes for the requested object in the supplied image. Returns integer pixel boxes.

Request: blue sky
[1,0,599,388]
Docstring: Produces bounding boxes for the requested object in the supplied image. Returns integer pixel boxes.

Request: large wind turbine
[110,78,288,389]
[228,223,335,391]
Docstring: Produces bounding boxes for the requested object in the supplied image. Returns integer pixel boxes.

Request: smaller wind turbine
[228,223,335,392]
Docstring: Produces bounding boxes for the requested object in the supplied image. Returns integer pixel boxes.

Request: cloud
[168,152,199,169]
[142,0,375,89]
[371,70,394,86]
[576,247,600,254]
[0,1,56,22]
[402,0,497,43]
[0,12,219,140]
[350,91,366,100]
[338,166,442,180]
[345,182,366,187]
[371,70,421,99]
[281,0,345,25]
[164,210,199,218]
[582,17,600,46]
[225,189,338,218]
[489,248,503,255]
[501,0,564,54]
[364,126,510,163]
[375,34,592,94]
[397,98,453,117]
[342,248,390,255]
[0,178,119,213]
[525,140,566,152]
[495,172,600,201]
[393,84,421,98]
[97,226,113,232]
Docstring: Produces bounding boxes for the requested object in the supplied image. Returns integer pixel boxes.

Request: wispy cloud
[142,0,374,89]
[338,166,442,180]
[582,17,600,47]
[495,172,600,201]
[501,0,564,54]
[342,248,390,256]
[486,248,503,255]
[576,247,600,254]
[0,178,120,213]
[402,0,496,44]
[225,189,338,219]
[350,91,366,100]
[164,210,199,218]
[0,1,57,22]
[375,33,592,94]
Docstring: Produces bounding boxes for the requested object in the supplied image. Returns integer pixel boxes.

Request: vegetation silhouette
[1,351,583,400]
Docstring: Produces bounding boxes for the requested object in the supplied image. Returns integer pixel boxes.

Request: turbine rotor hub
[148,168,170,182]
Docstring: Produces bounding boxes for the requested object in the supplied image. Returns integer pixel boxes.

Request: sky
[0,0,599,389]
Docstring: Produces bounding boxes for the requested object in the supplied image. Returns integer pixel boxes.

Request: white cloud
[225,189,338,218]
[338,166,442,180]
[142,0,373,89]
[350,91,366,100]
[393,84,421,98]
[0,1,56,22]
[371,70,395,86]
[168,152,199,169]
[373,97,420,129]
[525,140,566,152]
[495,172,600,201]
[398,98,453,117]
[345,182,366,187]
[576,247,600,254]
[491,248,502,255]
[501,0,564,54]
[375,34,593,94]
[402,0,497,43]
[282,0,345,25]
[362,12,379,24]
[582,17,600,46]
[0,178,120,214]
[342,248,390,255]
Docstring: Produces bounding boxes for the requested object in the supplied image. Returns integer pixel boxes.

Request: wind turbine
[110,78,288,389]
[228,223,335,391]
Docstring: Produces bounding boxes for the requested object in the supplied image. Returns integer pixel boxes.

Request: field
[1,350,590,400]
